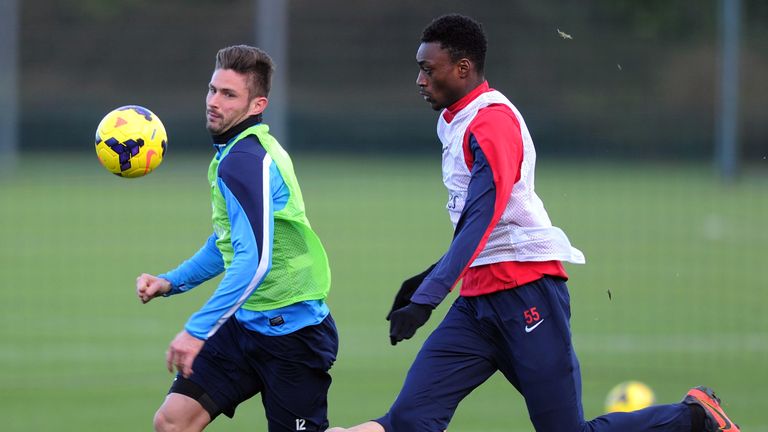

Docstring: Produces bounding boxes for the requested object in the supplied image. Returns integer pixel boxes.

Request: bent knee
[153,408,175,432]
[153,407,192,432]
[153,405,208,432]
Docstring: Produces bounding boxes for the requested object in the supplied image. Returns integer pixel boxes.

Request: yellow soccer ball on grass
[95,105,168,178]
[604,381,656,413]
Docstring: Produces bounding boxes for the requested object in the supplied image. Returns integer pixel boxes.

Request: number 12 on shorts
[295,418,306,430]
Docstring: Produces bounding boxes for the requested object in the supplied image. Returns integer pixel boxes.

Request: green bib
[207,124,330,311]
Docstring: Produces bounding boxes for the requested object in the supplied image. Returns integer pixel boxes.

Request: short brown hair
[215,45,274,98]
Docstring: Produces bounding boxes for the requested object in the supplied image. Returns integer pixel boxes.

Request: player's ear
[250,96,269,116]
[456,58,471,79]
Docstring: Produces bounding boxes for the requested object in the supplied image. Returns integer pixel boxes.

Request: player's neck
[211,114,262,144]
[446,80,489,114]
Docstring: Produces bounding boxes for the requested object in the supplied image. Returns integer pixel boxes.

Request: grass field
[1,154,766,431]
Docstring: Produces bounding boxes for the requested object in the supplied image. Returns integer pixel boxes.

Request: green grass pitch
[0,154,765,431]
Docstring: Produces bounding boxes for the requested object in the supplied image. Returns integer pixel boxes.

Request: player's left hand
[389,302,433,345]
[165,330,205,378]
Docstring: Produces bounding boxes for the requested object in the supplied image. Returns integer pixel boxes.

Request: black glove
[386,264,436,321]
[389,302,433,345]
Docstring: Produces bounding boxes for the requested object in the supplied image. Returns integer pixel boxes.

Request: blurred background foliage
[19,0,767,161]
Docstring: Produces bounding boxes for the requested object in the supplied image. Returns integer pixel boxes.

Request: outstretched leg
[330,298,497,432]
[500,278,699,432]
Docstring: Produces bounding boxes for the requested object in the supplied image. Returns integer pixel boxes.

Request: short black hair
[421,14,487,74]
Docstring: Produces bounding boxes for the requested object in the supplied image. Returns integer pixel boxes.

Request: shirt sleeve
[159,233,224,296]
[411,106,524,307]
[184,149,275,340]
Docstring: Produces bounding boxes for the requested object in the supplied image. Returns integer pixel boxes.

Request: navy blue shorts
[169,314,338,431]
[376,277,690,431]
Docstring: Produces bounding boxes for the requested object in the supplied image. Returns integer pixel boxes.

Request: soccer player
[135,45,338,432]
[327,14,738,432]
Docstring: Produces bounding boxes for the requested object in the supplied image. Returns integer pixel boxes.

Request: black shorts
[169,314,338,431]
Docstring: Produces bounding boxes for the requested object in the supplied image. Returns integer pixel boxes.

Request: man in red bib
[329,14,738,432]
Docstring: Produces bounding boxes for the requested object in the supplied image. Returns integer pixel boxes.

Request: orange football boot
[682,386,740,432]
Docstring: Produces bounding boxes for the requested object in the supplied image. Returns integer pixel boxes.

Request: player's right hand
[136,273,171,304]
[389,302,433,345]
[386,264,436,320]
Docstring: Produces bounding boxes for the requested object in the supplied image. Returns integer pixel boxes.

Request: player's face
[416,42,465,111]
[206,68,267,134]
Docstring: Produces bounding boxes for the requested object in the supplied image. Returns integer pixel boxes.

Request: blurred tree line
[19,0,767,160]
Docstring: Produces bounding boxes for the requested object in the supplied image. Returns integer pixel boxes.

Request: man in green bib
[136,45,337,432]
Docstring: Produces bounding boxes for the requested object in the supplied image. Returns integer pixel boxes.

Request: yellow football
[605,381,656,413]
[95,105,167,178]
